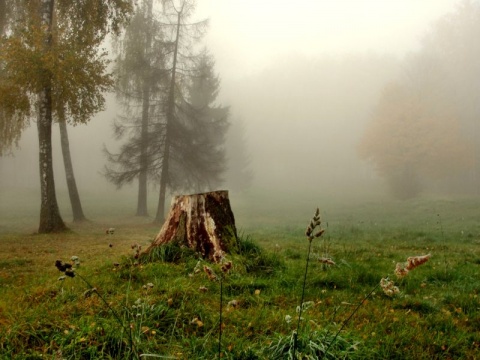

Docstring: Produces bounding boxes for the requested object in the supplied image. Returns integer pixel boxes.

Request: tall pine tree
[104,1,229,223]
[169,53,229,193]
[104,0,167,216]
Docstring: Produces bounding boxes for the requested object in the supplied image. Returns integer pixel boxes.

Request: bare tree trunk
[0,0,6,33]
[59,120,86,222]
[137,0,153,217]
[155,11,181,224]
[145,190,239,263]
[136,89,149,216]
[37,0,67,233]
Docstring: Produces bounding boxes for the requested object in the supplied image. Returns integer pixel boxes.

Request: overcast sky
[196,0,461,79]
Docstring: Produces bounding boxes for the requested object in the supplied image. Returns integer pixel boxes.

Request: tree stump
[143,190,239,263]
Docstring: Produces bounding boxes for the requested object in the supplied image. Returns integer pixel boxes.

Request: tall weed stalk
[293,208,325,358]
[437,213,449,277]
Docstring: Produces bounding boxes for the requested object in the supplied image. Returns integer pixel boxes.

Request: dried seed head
[55,260,72,272]
[203,265,217,281]
[394,263,409,278]
[305,226,313,237]
[314,229,325,238]
[65,269,75,278]
[405,254,431,271]
[318,257,335,266]
[221,261,233,273]
[305,207,324,241]
[55,260,65,272]
[380,277,399,297]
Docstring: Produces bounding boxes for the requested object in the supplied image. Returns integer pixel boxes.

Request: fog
[198,0,456,79]
[0,0,474,216]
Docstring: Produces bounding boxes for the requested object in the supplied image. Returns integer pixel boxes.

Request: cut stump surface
[143,190,238,263]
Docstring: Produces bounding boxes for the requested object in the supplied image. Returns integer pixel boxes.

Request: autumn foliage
[358,82,472,199]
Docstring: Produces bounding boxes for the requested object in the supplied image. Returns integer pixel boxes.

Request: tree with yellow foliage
[358,81,472,199]
[0,1,133,232]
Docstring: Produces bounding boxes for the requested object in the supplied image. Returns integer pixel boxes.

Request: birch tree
[0,0,133,232]
[59,119,86,222]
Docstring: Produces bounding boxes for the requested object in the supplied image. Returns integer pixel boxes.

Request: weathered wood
[144,190,238,263]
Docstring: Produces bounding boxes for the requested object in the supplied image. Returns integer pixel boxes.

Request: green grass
[1,188,480,358]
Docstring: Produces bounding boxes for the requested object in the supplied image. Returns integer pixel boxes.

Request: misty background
[0,0,477,221]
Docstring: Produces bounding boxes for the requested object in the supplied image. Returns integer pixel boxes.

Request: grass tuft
[266,328,361,359]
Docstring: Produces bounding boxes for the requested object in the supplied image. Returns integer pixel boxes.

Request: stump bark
[143,190,239,263]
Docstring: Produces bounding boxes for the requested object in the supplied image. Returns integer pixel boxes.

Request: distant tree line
[359,0,480,199]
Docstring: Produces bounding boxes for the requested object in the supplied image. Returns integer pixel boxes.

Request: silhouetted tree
[169,54,229,193]
[105,0,227,223]
[104,0,167,216]
[225,117,253,192]
[154,0,210,223]
[152,49,229,223]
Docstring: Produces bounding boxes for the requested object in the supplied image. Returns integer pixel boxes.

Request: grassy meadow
[1,187,480,359]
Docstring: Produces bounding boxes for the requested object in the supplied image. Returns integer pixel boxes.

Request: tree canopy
[0,0,133,155]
